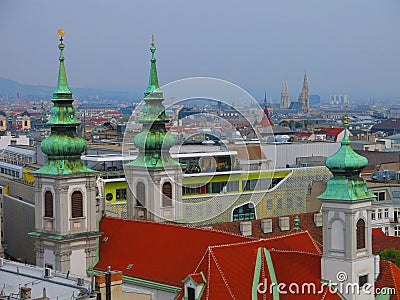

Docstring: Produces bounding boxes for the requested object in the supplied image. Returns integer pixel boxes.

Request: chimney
[94,270,123,300]
[260,219,272,234]
[240,221,252,237]
[314,212,323,227]
[279,217,290,231]
[20,287,31,299]
[374,255,381,280]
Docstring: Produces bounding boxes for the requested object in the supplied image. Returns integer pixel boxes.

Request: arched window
[356,219,366,249]
[44,191,53,218]
[162,182,173,207]
[71,191,83,218]
[232,203,255,221]
[136,182,146,207]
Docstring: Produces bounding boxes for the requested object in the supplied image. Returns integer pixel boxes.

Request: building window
[377,209,382,219]
[371,210,375,220]
[374,191,386,201]
[232,203,255,221]
[384,227,389,235]
[394,208,400,222]
[187,287,195,300]
[266,199,272,210]
[71,191,83,218]
[384,208,389,219]
[44,191,53,218]
[116,188,127,200]
[359,274,368,287]
[394,226,400,237]
[356,219,366,250]
[136,182,145,206]
[162,182,173,207]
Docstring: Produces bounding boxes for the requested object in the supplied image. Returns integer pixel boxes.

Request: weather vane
[152,34,155,44]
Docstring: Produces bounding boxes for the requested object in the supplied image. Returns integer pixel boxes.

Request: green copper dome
[126,36,180,169]
[318,116,375,201]
[324,117,368,173]
[35,32,95,175]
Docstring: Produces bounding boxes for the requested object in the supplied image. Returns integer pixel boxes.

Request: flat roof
[0,260,89,299]
[81,151,237,162]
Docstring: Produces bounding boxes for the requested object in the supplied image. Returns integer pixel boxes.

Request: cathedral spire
[144,34,160,97]
[35,30,94,175]
[280,80,290,109]
[298,72,310,112]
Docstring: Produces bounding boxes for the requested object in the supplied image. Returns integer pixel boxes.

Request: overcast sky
[1,0,399,101]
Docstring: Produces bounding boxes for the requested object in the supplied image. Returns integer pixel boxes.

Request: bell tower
[319,116,376,300]
[30,30,100,277]
[125,36,182,222]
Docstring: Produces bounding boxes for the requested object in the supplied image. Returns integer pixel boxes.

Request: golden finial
[57,29,65,38]
[343,114,349,125]
[152,34,155,43]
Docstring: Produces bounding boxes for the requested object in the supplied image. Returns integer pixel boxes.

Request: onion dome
[325,116,368,174]
[318,116,375,201]
[35,30,95,175]
[126,36,180,168]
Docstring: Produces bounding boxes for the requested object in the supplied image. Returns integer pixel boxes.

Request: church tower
[319,116,376,300]
[280,80,290,109]
[30,30,100,276]
[298,72,310,112]
[125,36,182,222]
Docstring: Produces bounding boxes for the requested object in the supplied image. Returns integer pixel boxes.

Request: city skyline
[1,0,400,101]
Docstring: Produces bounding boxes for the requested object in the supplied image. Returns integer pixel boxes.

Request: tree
[378,248,400,267]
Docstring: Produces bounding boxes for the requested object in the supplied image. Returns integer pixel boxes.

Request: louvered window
[71,191,83,218]
[162,182,172,207]
[44,191,53,218]
[136,182,145,206]
[356,219,366,249]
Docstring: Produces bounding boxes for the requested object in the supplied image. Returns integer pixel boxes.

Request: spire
[35,30,94,175]
[127,37,180,169]
[53,29,72,98]
[144,34,160,97]
[298,71,310,112]
[318,115,375,201]
[263,91,267,107]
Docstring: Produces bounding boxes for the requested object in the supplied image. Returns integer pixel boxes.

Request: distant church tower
[125,36,182,222]
[30,31,100,276]
[298,72,310,112]
[319,116,376,300]
[280,81,290,109]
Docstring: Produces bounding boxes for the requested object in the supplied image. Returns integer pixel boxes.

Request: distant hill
[0,77,142,101]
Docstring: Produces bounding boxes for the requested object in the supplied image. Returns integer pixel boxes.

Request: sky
[1,0,399,101]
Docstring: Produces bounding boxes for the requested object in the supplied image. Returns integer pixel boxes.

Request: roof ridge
[388,261,399,299]
[210,249,236,299]
[305,230,323,254]
[269,248,323,257]
[103,216,254,240]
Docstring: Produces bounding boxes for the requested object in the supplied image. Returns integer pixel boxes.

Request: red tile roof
[375,261,400,300]
[178,232,340,299]
[95,217,251,287]
[211,212,323,251]
[373,234,400,253]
